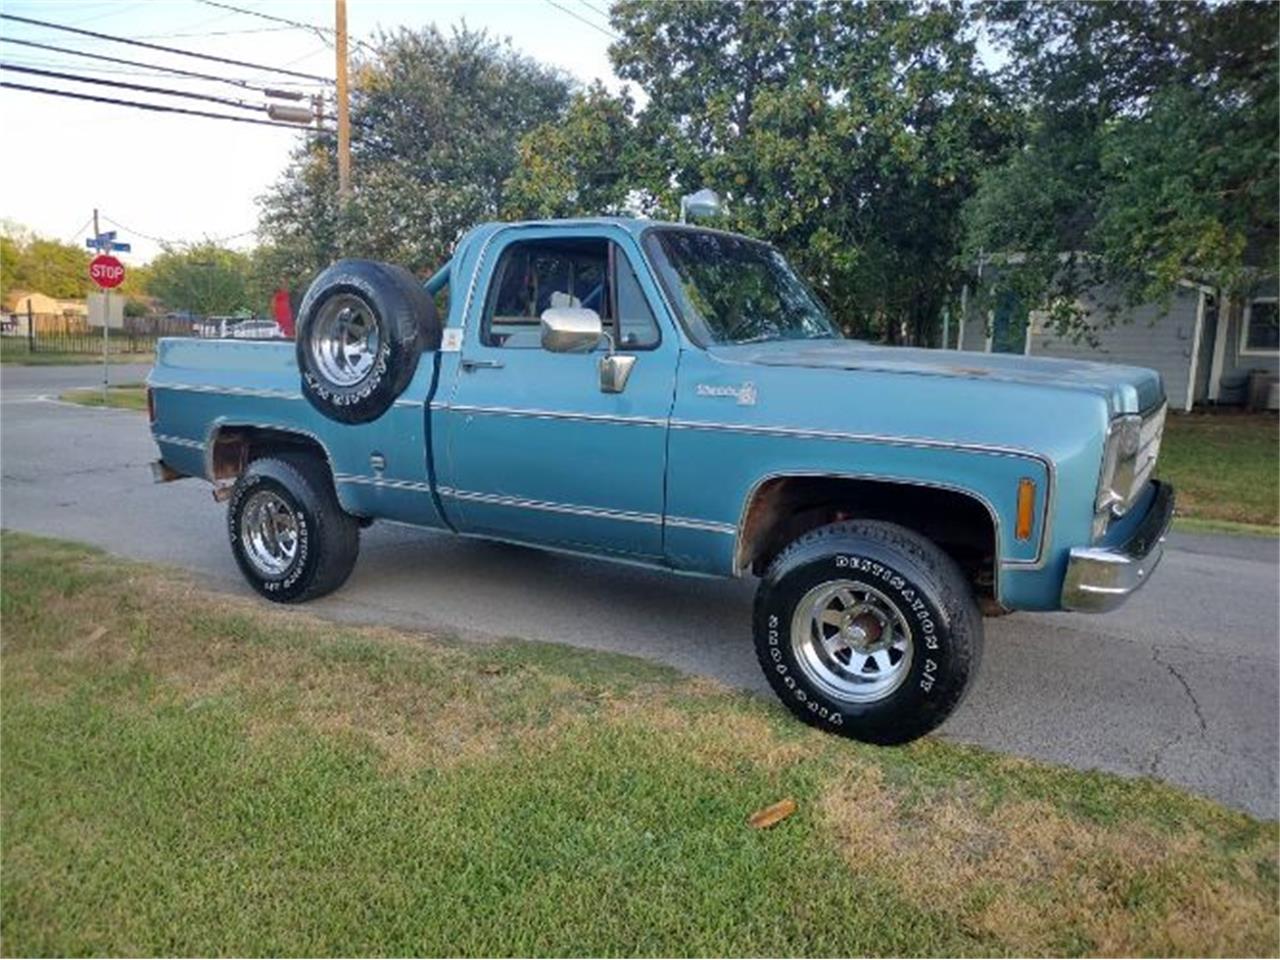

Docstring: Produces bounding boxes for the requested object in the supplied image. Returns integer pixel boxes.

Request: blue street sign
[85,237,130,253]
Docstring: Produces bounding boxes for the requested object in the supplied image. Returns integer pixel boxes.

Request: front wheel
[227,454,360,603]
[753,520,983,745]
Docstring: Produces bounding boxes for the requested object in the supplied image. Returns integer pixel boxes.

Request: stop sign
[89,254,125,289]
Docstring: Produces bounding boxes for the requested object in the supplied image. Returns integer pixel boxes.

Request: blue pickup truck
[148,217,1174,744]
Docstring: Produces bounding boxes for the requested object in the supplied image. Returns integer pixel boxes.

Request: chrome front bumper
[1061,481,1175,613]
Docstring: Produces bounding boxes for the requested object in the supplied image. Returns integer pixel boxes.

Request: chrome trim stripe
[335,473,433,493]
[665,515,737,535]
[153,432,204,450]
[443,403,666,428]
[440,487,663,525]
[670,418,1052,465]
[151,381,302,401]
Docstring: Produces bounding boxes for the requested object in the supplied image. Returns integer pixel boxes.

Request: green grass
[2,533,1276,956]
[0,339,154,365]
[1157,412,1278,532]
[58,383,149,411]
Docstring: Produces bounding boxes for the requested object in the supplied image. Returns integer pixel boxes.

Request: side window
[483,239,609,348]
[614,247,660,349]
[480,237,662,350]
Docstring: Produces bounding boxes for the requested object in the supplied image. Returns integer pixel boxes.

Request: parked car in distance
[226,319,286,340]
[147,218,1174,745]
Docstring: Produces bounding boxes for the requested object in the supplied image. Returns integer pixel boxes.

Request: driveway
[3,364,1277,818]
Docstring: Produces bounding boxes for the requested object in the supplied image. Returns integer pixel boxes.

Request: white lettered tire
[753,520,983,744]
[227,454,360,603]
[295,259,439,425]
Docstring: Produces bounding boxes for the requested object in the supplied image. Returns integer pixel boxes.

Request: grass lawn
[0,340,154,366]
[1158,412,1278,532]
[1,532,1276,957]
[58,383,149,411]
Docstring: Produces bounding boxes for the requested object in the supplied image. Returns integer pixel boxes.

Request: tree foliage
[147,243,254,317]
[0,222,91,303]
[508,1,1012,342]
[257,25,572,294]
[963,0,1279,335]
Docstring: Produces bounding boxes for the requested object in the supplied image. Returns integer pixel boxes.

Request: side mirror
[540,307,602,353]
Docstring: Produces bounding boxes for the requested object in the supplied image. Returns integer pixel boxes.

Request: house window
[1242,297,1279,355]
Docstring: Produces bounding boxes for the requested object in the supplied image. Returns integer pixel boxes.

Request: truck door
[442,229,677,559]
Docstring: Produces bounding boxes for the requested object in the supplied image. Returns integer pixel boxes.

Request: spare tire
[295,259,440,425]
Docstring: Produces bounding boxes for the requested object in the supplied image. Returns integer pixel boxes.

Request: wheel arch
[204,420,341,503]
[735,472,1003,605]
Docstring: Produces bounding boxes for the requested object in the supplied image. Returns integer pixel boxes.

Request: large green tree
[508,1,1012,343]
[962,1,1279,334]
[147,243,253,317]
[0,222,91,303]
[257,25,572,294]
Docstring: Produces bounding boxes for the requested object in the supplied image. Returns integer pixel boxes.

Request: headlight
[1093,406,1166,540]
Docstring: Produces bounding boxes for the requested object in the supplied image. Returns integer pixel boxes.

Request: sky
[0,0,623,264]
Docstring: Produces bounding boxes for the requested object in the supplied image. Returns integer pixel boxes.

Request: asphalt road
[3,363,1277,818]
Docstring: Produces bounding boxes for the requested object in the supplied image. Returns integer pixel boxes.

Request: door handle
[460,358,504,372]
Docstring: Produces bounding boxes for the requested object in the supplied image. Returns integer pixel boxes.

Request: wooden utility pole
[335,0,351,204]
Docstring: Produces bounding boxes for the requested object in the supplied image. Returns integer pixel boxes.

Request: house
[2,290,90,336]
[950,273,1279,412]
[4,290,88,317]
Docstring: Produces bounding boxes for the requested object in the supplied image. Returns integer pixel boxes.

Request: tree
[257,25,572,294]
[0,222,91,303]
[503,83,647,219]
[147,243,253,317]
[509,1,1013,343]
[962,1,1279,336]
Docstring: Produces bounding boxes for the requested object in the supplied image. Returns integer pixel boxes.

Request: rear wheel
[753,520,982,744]
[227,454,359,603]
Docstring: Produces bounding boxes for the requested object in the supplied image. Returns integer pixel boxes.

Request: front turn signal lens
[1015,478,1036,541]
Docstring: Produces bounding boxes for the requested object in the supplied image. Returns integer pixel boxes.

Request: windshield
[644,228,840,346]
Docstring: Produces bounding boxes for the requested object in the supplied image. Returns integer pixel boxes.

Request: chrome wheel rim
[790,579,914,703]
[240,490,299,577]
[309,293,380,387]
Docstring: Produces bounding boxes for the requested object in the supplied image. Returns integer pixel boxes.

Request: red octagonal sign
[89,254,125,289]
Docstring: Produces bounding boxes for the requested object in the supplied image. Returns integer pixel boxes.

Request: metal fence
[0,311,284,355]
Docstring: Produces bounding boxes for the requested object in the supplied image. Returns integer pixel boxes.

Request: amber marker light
[1015,478,1036,541]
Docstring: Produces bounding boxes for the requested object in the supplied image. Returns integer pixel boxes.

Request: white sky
[0,0,623,264]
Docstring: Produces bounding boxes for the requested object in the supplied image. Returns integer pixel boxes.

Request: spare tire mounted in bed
[295,259,440,424]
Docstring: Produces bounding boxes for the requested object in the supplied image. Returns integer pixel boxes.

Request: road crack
[1152,644,1208,732]
[1146,644,1210,776]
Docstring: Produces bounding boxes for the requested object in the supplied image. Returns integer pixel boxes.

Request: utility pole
[335,0,351,205]
[94,207,108,404]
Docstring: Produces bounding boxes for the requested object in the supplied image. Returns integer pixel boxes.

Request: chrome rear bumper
[1061,481,1175,613]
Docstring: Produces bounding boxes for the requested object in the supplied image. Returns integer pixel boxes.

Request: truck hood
[710,339,1165,415]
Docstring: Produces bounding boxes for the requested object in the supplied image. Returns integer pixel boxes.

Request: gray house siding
[1029,286,1204,411]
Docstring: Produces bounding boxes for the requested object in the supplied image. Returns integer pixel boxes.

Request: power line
[192,0,333,44]
[0,81,312,129]
[100,214,256,248]
[0,37,324,89]
[64,215,95,244]
[192,0,377,54]
[1,62,275,114]
[134,25,299,41]
[0,12,334,84]
[1,55,190,80]
[577,0,612,21]
[543,0,620,39]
